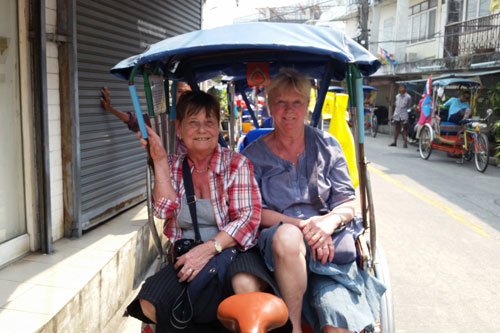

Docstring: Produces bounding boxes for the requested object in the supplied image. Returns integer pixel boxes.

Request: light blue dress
[243,125,386,333]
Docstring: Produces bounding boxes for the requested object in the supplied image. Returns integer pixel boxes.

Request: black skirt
[127,247,290,333]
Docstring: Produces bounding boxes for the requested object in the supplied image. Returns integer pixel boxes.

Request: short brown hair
[267,68,311,105]
[176,90,221,124]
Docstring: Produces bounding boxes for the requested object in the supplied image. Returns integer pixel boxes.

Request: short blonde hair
[267,68,311,104]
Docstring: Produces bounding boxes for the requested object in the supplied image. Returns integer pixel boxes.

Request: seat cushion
[440,121,462,135]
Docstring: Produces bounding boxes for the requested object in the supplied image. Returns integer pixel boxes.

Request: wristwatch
[211,239,222,253]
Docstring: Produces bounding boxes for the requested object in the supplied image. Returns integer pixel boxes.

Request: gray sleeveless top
[178,193,219,241]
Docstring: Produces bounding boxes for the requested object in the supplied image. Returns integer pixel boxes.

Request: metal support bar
[228,83,236,150]
[348,64,367,224]
[236,82,260,129]
[147,164,165,263]
[312,61,335,127]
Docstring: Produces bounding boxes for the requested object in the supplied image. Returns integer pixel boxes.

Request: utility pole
[359,0,369,50]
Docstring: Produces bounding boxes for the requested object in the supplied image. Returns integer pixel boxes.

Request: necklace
[194,167,209,174]
[273,133,304,160]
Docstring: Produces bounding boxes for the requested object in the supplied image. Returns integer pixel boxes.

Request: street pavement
[363,133,500,332]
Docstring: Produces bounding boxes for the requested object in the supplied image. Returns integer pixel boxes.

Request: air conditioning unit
[407,52,418,62]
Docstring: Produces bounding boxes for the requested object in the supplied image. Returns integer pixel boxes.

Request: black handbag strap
[306,134,348,233]
[306,136,329,216]
[182,157,202,242]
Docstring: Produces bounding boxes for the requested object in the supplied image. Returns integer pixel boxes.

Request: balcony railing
[444,12,500,57]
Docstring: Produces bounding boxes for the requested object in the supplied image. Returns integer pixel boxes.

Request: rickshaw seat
[262,117,274,128]
[440,121,462,135]
[239,128,274,152]
[217,292,289,333]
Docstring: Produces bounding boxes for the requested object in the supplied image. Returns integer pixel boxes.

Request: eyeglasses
[273,100,306,110]
[186,119,219,130]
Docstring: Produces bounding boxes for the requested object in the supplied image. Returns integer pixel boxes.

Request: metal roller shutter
[75,0,202,230]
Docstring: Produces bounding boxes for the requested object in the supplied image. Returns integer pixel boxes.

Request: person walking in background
[389,84,412,148]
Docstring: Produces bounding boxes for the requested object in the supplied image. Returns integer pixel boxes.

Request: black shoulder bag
[170,158,203,329]
[170,158,238,328]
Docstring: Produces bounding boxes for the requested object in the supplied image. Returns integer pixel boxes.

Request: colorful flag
[418,76,432,125]
[378,47,397,65]
[491,0,500,12]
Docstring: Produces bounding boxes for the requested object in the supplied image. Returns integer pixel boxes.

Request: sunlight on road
[368,164,495,242]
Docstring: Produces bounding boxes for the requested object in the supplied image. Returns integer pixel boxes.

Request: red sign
[246,62,270,87]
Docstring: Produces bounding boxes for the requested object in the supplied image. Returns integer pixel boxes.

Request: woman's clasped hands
[299,216,336,264]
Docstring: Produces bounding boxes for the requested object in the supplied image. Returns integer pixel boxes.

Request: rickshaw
[111,22,394,333]
[418,77,493,173]
[341,85,378,137]
[362,85,379,137]
[311,85,378,137]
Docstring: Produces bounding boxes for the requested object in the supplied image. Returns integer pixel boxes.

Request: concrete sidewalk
[0,203,160,332]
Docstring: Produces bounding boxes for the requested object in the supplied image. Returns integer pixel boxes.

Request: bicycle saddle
[217,292,289,333]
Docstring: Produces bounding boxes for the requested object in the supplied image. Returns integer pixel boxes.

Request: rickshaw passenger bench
[439,122,462,135]
[239,128,274,152]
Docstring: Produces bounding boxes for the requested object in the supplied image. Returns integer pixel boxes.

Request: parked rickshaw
[362,85,379,137]
[316,85,378,137]
[111,22,394,333]
[418,77,492,172]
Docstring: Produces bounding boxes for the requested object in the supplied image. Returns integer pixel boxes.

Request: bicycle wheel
[373,243,395,333]
[371,115,378,138]
[474,133,489,173]
[419,125,432,160]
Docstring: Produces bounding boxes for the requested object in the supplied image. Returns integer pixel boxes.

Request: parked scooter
[406,105,419,145]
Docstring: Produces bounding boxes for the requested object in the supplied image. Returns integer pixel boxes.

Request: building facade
[0,0,202,267]
[338,0,500,120]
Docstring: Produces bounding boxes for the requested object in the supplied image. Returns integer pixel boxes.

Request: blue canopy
[111,22,381,82]
[432,78,481,87]
[363,85,377,91]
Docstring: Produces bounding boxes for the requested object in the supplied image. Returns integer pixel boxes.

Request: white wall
[344,16,359,39]
[377,3,399,54]
[46,0,64,241]
[405,0,443,61]
[406,39,440,61]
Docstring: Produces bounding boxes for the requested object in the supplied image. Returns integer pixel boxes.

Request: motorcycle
[406,105,419,144]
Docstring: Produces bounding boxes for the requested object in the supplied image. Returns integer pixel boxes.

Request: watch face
[213,239,222,252]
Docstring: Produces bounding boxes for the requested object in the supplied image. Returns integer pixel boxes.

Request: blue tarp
[432,78,481,87]
[111,22,381,82]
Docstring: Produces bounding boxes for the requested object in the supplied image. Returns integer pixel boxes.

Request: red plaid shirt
[153,145,261,250]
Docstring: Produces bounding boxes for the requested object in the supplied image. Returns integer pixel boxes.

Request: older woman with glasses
[242,68,386,333]
[126,91,275,332]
